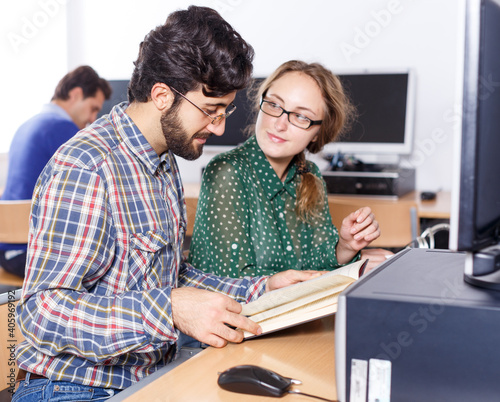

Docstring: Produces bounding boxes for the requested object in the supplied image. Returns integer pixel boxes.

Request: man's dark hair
[128,5,255,103]
[52,66,112,101]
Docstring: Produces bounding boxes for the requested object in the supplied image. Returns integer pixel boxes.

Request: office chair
[0,200,31,288]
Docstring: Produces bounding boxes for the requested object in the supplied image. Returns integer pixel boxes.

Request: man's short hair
[128,5,255,103]
[52,66,112,101]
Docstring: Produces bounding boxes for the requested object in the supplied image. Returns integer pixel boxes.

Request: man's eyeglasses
[170,87,237,125]
[260,99,323,130]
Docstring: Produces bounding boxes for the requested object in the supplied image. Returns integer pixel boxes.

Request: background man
[0,65,111,277]
[14,6,317,401]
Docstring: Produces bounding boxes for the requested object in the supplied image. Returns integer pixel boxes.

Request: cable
[404,223,450,249]
[287,389,338,401]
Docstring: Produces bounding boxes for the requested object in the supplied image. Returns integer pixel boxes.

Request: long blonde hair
[249,60,355,222]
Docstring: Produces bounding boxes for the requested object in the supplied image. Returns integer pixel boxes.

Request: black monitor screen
[473,0,500,241]
[456,0,500,252]
[205,79,263,147]
[337,73,408,145]
[450,0,500,290]
[206,73,412,152]
[98,74,413,155]
[99,80,130,117]
[98,79,262,148]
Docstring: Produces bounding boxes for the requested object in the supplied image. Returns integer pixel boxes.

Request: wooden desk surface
[121,317,337,402]
[413,191,451,220]
[184,182,450,247]
[328,191,450,220]
[185,183,451,220]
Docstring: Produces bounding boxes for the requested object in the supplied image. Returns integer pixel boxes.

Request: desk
[413,190,451,220]
[328,191,451,248]
[116,317,336,401]
[185,183,451,248]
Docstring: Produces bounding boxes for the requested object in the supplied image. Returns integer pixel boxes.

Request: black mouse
[217,364,294,397]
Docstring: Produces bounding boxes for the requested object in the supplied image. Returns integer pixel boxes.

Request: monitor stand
[464,245,500,291]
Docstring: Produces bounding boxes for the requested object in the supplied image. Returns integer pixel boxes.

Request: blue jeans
[13,373,120,402]
[177,332,203,349]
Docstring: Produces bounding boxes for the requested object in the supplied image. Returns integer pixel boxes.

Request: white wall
[0,0,68,188]
[1,0,465,192]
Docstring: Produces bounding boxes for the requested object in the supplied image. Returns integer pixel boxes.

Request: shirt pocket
[127,229,174,291]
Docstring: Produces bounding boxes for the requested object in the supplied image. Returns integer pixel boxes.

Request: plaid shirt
[16,102,267,390]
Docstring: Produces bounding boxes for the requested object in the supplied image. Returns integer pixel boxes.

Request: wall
[1,0,465,192]
[0,0,68,188]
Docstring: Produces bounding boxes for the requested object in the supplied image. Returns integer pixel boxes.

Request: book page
[247,275,354,324]
[241,260,364,316]
[333,259,366,279]
[242,294,341,339]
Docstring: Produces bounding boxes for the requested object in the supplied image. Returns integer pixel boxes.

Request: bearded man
[14,6,318,401]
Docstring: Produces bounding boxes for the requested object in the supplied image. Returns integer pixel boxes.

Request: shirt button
[231,243,238,250]
[279,212,284,219]
[286,245,292,251]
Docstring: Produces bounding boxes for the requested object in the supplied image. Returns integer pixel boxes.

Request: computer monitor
[204,78,264,151]
[207,72,415,157]
[97,79,263,152]
[323,70,415,158]
[449,0,500,290]
[98,80,130,117]
[99,73,415,159]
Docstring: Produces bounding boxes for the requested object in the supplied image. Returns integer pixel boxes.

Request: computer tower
[336,248,500,401]
[322,167,415,198]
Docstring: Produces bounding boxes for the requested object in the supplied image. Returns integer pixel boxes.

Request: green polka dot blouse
[188,136,356,278]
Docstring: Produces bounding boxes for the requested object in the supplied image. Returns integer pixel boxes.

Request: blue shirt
[0,104,78,251]
[16,103,267,390]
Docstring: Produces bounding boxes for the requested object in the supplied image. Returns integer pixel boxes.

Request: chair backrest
[185,197,198,238]
[0,200,31,244]
[0,289,24,391]
[328,196,420,249]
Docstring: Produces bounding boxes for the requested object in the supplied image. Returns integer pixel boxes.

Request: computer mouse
[217,364,294,397]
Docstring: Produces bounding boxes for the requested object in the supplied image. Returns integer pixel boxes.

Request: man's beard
[160,109,212,160]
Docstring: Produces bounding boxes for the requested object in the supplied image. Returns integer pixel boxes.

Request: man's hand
[337,207,380,264]
[361,248,394,274]
[171,287,262,348]
[266,270,326,293]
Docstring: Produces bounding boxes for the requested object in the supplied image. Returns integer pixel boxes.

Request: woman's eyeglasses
[260,99,322,130]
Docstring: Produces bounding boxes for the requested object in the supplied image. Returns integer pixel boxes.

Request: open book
[240,259,367,339]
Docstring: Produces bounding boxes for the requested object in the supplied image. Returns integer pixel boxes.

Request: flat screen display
[451,0,500,252]
[98,73,414,157]
[324,71,414,156]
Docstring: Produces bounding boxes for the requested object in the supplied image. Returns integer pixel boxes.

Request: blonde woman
[189,60,389,277]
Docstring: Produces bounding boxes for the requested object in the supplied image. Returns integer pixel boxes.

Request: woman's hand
[266,270,326,293]
[336,207,380,264]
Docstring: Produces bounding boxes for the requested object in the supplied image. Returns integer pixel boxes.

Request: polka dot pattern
[188,136,344,278]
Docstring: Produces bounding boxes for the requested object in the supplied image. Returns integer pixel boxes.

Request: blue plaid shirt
[16,102,267,390]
